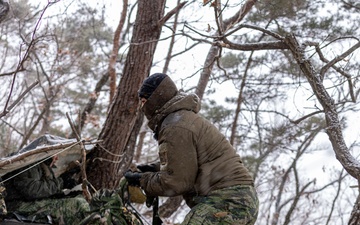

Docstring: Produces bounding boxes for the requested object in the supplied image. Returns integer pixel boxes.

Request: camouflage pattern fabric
[79,187,144,225]
[0,181,6,217]
[181,185,259,225]
[5,195,89,224]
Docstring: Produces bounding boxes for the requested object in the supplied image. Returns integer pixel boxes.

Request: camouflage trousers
[0,183,7,217]
[182,185,259,225]
[6,195,90,224]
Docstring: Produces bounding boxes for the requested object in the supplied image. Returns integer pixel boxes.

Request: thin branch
[1,1,59,118]
[158,1,187,27]
[184,23,220,39]
[109,0,128,103]
[326,170,345,225]
[18,87,59,149]
[309,43,357,102]
[0,80,39,118]
[222,38,288,51]
[162,0,182,74]
[320,41,360,78]
[224,23,284,40]
[291,110,324,124]
[0,119,24,136]
[66,112,92,202]
[0,68,26,77]
[213,0,224,36]
[222,0,258,32]
[341,0,360,10]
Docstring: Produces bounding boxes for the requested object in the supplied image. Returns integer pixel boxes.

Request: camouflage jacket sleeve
[13,163,63,200]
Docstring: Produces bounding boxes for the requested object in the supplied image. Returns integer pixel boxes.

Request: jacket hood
[147,92,201,132]
[142,76,178,120]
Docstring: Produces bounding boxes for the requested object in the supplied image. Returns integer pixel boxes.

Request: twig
[309,43,357,102]
[158,1,187,27]
[224,23,284,40]
[0,119,24,136]
[66,112,93,202]
[0,68,26,77]
[1,1,59,118]
[0,80,39,118]
[320,41,360,77]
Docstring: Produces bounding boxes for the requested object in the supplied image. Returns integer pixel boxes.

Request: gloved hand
[61,176,78,189]
[60,171,79,189]
[137,163,159,172]
[124,170,142,186]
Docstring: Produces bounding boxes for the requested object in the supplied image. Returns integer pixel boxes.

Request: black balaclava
[138,73,178,120]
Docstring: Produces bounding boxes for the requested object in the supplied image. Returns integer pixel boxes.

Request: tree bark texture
[87,0,166,190]
[349,190,360,225]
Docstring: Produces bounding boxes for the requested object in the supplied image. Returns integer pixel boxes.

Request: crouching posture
[125,73,259,224]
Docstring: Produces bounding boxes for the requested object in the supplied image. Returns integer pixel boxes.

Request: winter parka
[140,76,254,207]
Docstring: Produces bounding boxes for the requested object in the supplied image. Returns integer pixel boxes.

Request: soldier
[125,73,259,224]
[5,155,65,201]
[3,155,89,224]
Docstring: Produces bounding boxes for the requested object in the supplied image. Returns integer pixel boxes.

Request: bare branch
[341,0,360,11]
[18,89,58,149]
[0,119,24,136]
[109,0,128,103]
[163,0,182,74]
[158,1,187,27]
[307,42,357,102]
[284,33,360,179]
[223,0,258,32]
[0,68,26,77]
[224,23,284,40]
[220,39,288,51]
[0,80,39,119]
[66,112,92,201]
[1,1,60,118]
[320,40,360,78]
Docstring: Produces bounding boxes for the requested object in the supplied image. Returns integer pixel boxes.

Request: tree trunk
[87,0,166,190]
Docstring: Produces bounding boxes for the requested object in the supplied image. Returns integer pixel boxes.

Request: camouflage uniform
[134,74,259,224]
[6,195,89,224]
[3,160,89,224]
[181,185,259,225]
[0,179,7,217]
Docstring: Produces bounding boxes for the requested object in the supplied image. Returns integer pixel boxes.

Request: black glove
[60,173,78,189]
[137,163,159,172]
[124,170,142,186]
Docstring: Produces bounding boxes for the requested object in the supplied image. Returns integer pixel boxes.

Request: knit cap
[138,73,167,99]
